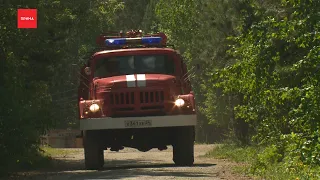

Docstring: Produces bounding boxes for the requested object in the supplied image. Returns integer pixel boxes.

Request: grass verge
[41,146,81,157]
[205,144,320,180]
[1,146,81,179]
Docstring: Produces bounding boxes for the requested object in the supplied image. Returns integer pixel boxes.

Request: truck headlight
[175,98,185,107]
[89,104,100,113]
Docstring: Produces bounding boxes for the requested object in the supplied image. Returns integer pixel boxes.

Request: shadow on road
[10,158,217,180]
[105,162,214,170]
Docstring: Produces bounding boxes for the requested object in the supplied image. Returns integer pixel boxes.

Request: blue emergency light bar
[105,37,162,46]
[141,37,162,44]
[105,38,126,45]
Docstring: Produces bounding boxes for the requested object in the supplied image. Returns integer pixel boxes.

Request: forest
[0,0,319,178]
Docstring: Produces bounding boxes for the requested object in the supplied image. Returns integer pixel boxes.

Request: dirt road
[8,144,251,180]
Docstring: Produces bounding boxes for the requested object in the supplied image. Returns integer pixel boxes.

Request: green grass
[2,146,82,178]
[14,146,79,170]
[205,144,320,180]
[0,148,53,178]
[194,142,210,145]
[205,144,256,178]
[205,144,257,163]
[40,146,81,157]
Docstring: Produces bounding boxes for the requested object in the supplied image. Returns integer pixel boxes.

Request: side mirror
[84,67,91,76]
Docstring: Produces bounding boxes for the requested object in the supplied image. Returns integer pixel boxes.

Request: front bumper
[80,114,197,130]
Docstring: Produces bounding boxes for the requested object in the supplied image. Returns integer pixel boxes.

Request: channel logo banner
[17,9,37,29]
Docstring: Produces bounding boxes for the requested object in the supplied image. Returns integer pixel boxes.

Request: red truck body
[78,30,197,169]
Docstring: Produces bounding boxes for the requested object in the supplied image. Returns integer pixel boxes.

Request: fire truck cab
[78,30,197,170]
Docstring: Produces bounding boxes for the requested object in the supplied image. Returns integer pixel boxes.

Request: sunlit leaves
[219,0,320,168]
[0,0,125,174]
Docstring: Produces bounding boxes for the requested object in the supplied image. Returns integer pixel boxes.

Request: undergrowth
[206,144,320,180]
[41,146,81,157]
[0,146,79,178]
[0,146,53,178]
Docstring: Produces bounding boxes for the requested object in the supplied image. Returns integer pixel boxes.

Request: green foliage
[207,144,320,179]
[155,0,246,143]
[156,0,320,177]
[0,0,128,176]
[219,0,320,163]
[209,0,320,177]
[206,144,257,163]
[1,0,319,177]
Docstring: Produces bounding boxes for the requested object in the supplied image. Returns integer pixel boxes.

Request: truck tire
[173,126,195,166]
[83,130,104,170]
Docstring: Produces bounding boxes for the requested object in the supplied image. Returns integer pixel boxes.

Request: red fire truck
[78,30,197,170]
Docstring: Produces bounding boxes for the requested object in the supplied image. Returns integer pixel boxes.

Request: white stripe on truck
[126,75,136,87]
[136,74,146,87]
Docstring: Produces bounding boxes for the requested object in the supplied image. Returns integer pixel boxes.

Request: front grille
[109,90,164,106]
[110,92,135,105]
[140,91,164,104]
[141,105,164,110]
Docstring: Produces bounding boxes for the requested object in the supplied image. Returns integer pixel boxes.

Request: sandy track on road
[7,144,252,180]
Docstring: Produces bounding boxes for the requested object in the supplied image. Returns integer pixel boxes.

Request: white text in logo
[21,17,34,20]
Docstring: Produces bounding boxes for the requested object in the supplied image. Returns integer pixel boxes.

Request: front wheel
[83,130,104,170]
[172,126,195,166]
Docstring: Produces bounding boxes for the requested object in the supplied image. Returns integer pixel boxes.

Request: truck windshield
[94,55,175,78]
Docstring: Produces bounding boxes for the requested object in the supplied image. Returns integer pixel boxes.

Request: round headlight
[89,104,100,113]
[175,98,185,107]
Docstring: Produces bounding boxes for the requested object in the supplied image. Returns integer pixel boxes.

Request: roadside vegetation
[41,146,81,157]
[155,0,320,179]
[1,0,319,179]
[206,144,320,179]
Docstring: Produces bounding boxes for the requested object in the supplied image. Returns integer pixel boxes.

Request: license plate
[124,120,152,128]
